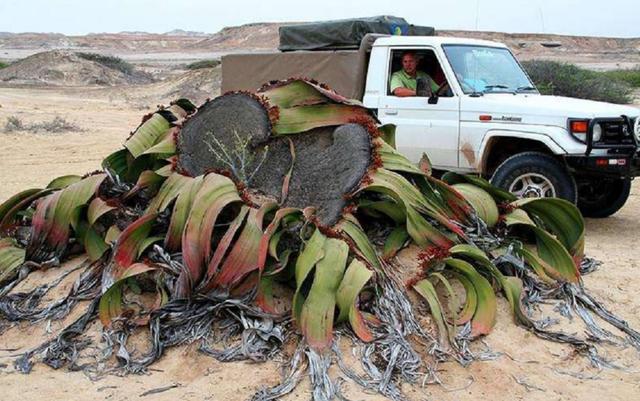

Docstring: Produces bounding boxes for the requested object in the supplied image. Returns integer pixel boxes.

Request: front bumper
[565,151,640,177]
[565,116,640,178]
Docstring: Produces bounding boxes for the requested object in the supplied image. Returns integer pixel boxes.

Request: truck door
[378,47,460,169]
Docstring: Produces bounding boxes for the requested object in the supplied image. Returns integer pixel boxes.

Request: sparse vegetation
[602,67,640,88]
[186,59,220,70]
[0,61,8,69]
[522,60,634,104]
[4,115,83,134]
[77,52,134,75]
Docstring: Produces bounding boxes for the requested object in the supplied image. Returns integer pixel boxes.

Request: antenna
[538,3,546,33]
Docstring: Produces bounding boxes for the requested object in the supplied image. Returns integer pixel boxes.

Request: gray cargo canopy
[279,16,435,51]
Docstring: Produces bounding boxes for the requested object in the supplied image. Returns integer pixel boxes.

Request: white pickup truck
[222,34,640,217]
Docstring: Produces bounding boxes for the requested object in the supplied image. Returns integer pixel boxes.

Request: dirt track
[0,86,639,401]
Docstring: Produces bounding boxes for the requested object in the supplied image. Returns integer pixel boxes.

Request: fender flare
[478,130,567,174]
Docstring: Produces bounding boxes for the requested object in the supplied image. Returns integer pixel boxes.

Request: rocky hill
[0,50,153,86]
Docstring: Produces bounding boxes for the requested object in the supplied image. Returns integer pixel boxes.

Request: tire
[577,177,631,218]
[490,151,577,203]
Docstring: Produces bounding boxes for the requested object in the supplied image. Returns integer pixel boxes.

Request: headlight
[634,117,640,141]
[592,123,602,142]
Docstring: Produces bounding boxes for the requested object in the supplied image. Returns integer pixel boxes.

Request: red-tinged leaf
[382,226,409,260]
[413,278,452,348]
[517,246,557,284]
[255,275,278,314]
[44,174,106,256]
[203,206,250,288]
[102,213,157,291]
[0,188,43,223]
[257,207,301,272]
[145,173,193,214]
[300,238,349,352]
[179,175,241,296]
[99,263,156,327]
[292,229,326,322]
[46,175,82,190]
[125,113,172,158]
[273,104,373,135]
[444,258,497,338]
[0,239,26,283]
[25,192,61,261]
[164,176,204,251]
[0,188,52,234]
[211,203,277,292]
[87,197,116,226]
[336,259,375,342]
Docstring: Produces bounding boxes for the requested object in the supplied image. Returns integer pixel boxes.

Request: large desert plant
[0,79,637,400]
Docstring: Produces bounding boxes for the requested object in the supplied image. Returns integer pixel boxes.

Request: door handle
[384,110,398,115]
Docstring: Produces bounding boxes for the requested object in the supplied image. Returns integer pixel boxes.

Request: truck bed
[221,50,368,100]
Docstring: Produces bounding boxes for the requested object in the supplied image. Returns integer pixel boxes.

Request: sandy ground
[0,87,639,401]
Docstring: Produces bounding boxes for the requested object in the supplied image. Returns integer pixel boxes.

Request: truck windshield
[442,45,537,94]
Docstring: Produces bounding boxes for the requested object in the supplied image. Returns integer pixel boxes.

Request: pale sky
[1,0,638,38]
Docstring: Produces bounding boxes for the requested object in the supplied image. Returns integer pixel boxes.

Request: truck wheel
[490,152,577,203]
[577,178,631,218]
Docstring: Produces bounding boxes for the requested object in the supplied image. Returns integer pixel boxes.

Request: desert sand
[0,25,639,400]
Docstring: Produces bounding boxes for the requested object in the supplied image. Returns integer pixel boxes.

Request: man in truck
[389,51,439,97]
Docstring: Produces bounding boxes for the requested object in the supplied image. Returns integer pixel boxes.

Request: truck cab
[362,36,640,217]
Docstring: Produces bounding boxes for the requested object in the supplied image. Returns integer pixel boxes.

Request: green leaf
[511,198,585,260]
[293,229,327,322]
[99,263,156,327]
[46,175,82,190]
[164,176,203,251]
[300,238,349,351]
[87,197,116,226]
[508,222,579,283]
[0,188,52,234]
[0,239,26,283]
[452,184,499,228]
[413,278,452,347]
[145,173,194,214]
[273,104,372,135]
[452,273,477,325]
[125,113,172,158]
[336,259,374,342]
[336,215,381,270]
[382,226,409,259]
[442,172,516,203]
[142,128,177,156]
[444,258,497,337]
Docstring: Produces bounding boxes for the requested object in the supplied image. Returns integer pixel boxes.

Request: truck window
[388,49,452,97]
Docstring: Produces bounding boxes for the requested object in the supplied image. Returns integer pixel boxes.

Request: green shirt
[389,70,439,94]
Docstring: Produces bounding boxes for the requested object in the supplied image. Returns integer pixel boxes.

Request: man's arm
[392,87,416,97]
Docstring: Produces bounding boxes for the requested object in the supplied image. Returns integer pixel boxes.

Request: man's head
[401,52,418,77]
